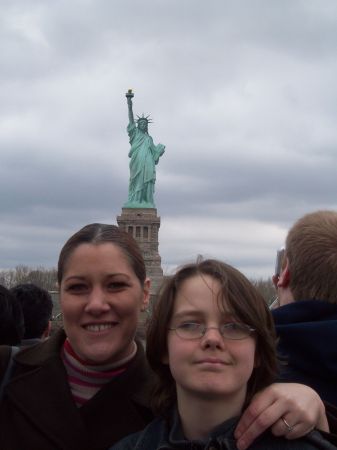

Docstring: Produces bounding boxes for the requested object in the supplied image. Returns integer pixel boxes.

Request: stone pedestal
[117,208,164,299]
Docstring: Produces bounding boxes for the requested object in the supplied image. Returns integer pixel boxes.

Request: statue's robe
[124,123,165,208]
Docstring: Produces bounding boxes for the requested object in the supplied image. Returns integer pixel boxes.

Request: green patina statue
[124,89,165,208]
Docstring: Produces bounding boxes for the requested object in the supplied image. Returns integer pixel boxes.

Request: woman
[111,259,335,449]
[0,223,153,450]
[0,225,330,450]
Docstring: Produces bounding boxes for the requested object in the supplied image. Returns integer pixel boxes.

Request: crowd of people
[0,210,336,450]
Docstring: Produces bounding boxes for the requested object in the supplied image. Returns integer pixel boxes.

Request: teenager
[111,259,335,450]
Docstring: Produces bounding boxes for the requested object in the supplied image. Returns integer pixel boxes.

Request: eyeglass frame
[168,322,256,340]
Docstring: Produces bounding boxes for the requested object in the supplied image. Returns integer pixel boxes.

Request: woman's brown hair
[58,223,146,286]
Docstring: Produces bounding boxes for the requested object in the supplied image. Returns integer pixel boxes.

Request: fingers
[235,388,281,450]
[234,383,327,450]
[273,416,295,436]
[280,417,294,434]
[271,415,314,440]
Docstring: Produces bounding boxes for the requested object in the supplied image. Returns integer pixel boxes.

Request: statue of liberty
[124,90,165,208]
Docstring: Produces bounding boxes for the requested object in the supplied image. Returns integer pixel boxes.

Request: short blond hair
[286,210,337,303]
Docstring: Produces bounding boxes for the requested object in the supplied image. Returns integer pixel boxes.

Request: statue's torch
[125,88,134,99]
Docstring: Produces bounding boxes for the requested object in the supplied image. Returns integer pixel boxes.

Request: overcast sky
[1,0,337,280]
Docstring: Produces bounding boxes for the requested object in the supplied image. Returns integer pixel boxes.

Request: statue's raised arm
[123,89,165,209]
[125,89,134,125]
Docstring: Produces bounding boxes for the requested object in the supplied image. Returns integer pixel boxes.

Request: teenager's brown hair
[146,258,278,416]
[286,210,337,303]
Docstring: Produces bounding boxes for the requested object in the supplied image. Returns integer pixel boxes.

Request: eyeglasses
[168,322,255,340]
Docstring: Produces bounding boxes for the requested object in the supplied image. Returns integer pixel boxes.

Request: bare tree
[251,277,276,306]
[0,266,57,291]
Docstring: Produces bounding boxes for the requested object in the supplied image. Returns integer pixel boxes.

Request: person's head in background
[275,210,337,307]
[58,223,150,364]
[10,283,53,341]
[0,285,24,345]
[146,258,277,421]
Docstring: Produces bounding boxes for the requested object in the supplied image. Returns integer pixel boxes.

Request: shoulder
[14,328,66,367]
[110,417,167,450]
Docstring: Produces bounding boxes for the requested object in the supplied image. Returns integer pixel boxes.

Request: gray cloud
[1,0,337,279]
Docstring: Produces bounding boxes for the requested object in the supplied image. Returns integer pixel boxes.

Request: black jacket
[272,299,337,407]
[0,329,154,450]
[111,409,337,450]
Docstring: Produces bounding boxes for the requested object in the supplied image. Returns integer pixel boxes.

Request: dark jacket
[0,329,154,450]
[110,408,337,450]
[272,300,337,407]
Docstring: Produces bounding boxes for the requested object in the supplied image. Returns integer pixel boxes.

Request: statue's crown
[136,114,153,124]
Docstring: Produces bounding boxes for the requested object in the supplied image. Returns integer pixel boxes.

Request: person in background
[0,224,331,450]
[271,210,337,408]
[111,259,334,450]
[10,283,53,346]
[0,285,24,346]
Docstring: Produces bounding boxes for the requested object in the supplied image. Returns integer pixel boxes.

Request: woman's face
[138,120,148,131]
[166,274,256,411]
[60,243,150,364]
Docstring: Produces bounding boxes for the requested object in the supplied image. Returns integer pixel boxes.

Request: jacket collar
[156,408,239,449]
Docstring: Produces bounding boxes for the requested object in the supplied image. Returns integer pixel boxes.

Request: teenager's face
[166,274,256,407]
[60,243,149,364]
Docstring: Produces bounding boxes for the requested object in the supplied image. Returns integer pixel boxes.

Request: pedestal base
[117,208,164,298]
